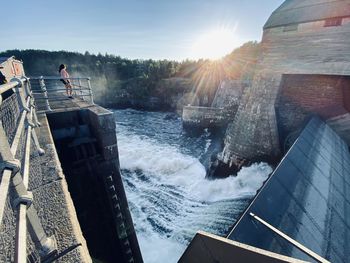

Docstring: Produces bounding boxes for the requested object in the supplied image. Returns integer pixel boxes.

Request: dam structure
[0,57,143,262]
[184,0,350,175]
[182,79,247,130]
[2,1,350,262]
[181,116,350,262]
[223,0,350,171]
[180,1,350,262]
[180,0,350,263]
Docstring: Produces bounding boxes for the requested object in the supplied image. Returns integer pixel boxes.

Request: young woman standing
[59,64,73,98]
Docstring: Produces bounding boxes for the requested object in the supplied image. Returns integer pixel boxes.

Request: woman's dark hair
[58,64,65,73]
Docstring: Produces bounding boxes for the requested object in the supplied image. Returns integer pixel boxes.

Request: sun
[191,27,237,60]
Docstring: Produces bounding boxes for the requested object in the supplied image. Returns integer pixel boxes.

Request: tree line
[0,41,260,110]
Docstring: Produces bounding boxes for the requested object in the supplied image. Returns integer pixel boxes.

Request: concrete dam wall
[45,106,142,263]
[0,57,143,262]
[182,106,232,129]
[182,80,247,129]
[181,1,350,176]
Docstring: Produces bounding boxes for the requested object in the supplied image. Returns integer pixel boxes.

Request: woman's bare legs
[68,83,73,96]
[65,83,73,96]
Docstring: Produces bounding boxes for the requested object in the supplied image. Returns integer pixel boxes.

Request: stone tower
[216,0,350,174]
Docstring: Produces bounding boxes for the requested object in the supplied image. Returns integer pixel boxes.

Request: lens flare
[191,27,238,59]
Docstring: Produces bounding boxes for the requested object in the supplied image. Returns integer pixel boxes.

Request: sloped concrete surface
[228,117,350,263]
[32,113,92,262]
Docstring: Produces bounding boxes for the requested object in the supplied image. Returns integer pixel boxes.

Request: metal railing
[0,77,57,262]
[29,76,94,112]
[249,213,330,263]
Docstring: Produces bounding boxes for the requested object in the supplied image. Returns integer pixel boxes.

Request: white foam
[137,232,186,263]
[189,163,271,202]
[204,139,212,153]
[117,130,272,262]
[119,133,271,202]
[118,134,205,179]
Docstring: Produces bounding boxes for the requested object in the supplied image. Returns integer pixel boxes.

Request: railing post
[10,97,30,156]
[39,76,52,112]
[25,79,41,127]
[15,205,28,263]
[27,99,45,155]
[31,101,41,127]
[0,121,21,226]
[11,78,30,112]
[23,77,32,98]
[78,78,83,99]
[87,78,94,104]
[12,172,58,261]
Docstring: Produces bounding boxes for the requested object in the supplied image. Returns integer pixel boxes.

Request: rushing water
[113,109,272,263]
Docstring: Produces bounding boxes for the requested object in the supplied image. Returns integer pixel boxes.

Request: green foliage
[0,42,261,108]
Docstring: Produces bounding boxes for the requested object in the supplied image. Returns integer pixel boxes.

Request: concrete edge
[38,114,92,263]
[197,231,308,263]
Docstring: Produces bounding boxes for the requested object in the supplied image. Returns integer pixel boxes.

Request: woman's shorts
[60,79,70,85]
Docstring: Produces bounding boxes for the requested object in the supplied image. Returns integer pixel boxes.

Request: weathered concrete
[180,231,307,263]
[182,106,233,129]
[44,100,143,263]
[217,2,350,173]
[32,112,92,262]
[326,112,350,145]
[211,80,247,108]
[0,104,92,262]
[182,80,246,130]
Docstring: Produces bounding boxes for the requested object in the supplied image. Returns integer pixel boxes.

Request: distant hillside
[0,42,260,111]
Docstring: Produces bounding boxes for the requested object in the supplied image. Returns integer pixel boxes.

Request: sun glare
[191,27,237,60]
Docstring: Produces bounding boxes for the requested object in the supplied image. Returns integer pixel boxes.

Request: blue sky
[3,0,283,60]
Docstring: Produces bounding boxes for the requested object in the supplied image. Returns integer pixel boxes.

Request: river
[113,109,272,263]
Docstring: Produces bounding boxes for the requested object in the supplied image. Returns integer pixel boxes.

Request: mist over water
[114,109,272,263]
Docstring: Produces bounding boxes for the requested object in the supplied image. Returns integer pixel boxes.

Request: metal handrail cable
[11,97,31,155]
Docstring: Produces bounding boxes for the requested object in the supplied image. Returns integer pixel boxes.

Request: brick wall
[276,74,350,141]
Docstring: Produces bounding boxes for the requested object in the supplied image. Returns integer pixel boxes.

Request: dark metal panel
[228,117,350,263]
